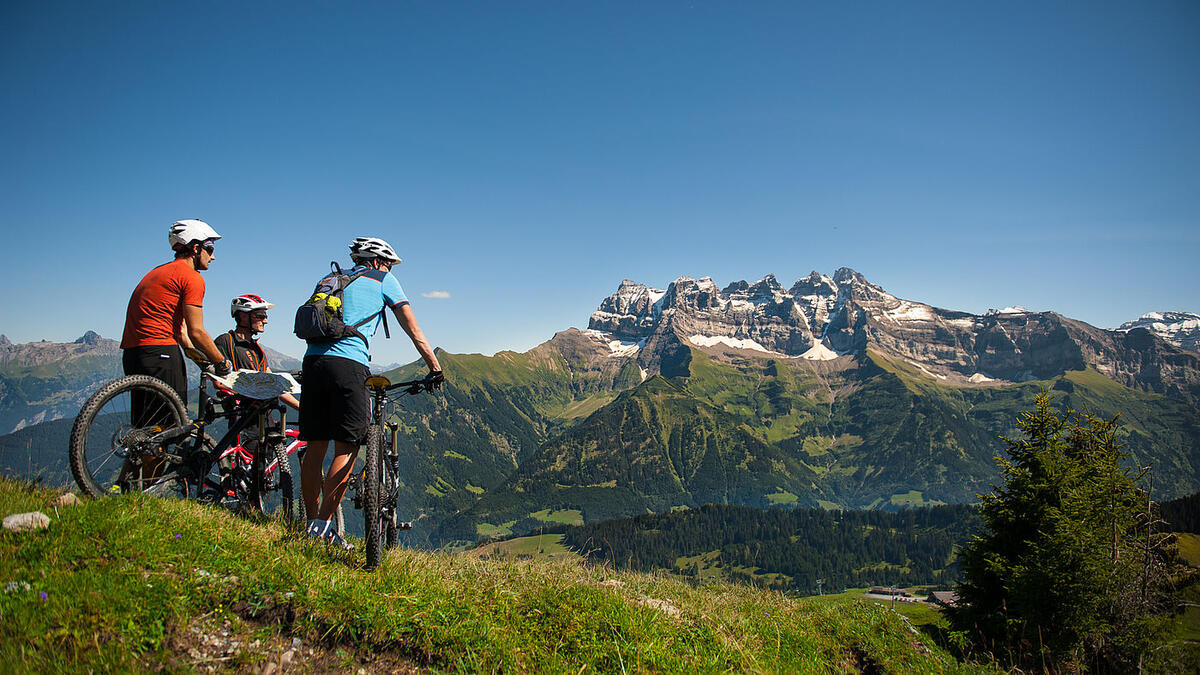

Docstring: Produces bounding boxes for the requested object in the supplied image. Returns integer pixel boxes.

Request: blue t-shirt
[304,266,409,366]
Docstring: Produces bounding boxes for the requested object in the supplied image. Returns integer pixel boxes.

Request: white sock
[306,519,331,537]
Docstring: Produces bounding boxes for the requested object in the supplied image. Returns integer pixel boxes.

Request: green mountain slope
[431,341,1200,544]
[0,353,122,435]
[378,332,646,545]
[437,376,820,543]
[555,502,983,592]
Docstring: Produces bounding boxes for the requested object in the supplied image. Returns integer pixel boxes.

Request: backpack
[294,262,390,346]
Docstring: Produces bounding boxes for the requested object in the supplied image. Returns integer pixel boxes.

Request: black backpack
[294,262,390,346]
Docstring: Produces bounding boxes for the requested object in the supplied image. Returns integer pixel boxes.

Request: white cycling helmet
[168,219,221,250]
[231,293,274,317]
[349,236,402,264]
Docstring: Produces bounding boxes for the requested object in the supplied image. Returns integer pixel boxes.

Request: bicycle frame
[139,374,300,502]
[353,375,433,568]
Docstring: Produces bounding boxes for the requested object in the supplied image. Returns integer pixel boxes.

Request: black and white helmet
[349,237,401,264]
[231,293,274,318]
[168,219,221,250]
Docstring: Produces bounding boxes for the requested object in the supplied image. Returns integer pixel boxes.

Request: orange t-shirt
[120,259,206,348]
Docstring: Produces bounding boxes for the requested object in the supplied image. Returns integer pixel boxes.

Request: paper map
[210,370,301,400]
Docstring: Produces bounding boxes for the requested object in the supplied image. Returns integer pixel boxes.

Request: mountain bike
[69,353,304,521]
[352,373,437,569]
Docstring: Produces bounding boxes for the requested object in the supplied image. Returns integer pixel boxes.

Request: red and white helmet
[349,236,401,264]
[231,294,274,317]
[168,219,221,250]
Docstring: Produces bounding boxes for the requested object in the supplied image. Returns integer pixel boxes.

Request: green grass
[889,490,946,507]
[808,588,948,629]
[475,520,517,537]
[529,508,584,526]
[0,478,998,673]
[471,534,577,560]
[1175,532,1200,567]
[766,490,799,505]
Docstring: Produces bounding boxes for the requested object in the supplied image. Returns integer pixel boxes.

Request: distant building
[928,590,958,607]
[867,586,912,597]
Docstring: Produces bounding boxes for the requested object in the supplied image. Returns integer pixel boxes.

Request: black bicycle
[352,373,437,569]
[69,353,301,521]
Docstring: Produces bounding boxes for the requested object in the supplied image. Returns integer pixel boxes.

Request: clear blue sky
[2,1,1198,365]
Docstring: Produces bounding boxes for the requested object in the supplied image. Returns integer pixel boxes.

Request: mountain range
[1,269,1197,548]
[0,331,300,435]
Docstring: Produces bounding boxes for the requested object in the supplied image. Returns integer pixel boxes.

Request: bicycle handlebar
[385,378,437,395]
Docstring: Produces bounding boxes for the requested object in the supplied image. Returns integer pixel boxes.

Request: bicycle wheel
[247,441,295,522]
[70,375,189,498]
[363,424,384,568]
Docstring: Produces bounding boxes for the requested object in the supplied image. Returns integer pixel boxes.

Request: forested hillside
[550,502,981,592]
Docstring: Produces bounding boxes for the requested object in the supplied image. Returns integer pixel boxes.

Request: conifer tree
[951,393,1180,670]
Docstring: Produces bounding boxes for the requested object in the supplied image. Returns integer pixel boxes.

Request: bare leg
[301,440,329,519]
[318,440,358,522]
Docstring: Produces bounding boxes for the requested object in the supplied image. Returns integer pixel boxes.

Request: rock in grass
[48,493,81,508]
[3,511,51,532]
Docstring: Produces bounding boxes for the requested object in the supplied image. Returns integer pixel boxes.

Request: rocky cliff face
[0,331,119,367]
[588,270,1200,404]
[1118,312,1200,352]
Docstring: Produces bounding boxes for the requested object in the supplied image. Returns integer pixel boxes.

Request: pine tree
[951,393,1180,670]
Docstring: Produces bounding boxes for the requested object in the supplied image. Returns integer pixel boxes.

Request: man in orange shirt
[120,220,232,457]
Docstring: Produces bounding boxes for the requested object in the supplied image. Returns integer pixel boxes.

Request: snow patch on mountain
[799,342,839,361]
[886,301,936,322]
[1116,311,1200,352]
[583,329,643,357]
[688,334,781,355]
[987,306,1030,316]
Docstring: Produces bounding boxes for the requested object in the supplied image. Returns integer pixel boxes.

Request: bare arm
[180,304,226,366]
[177,318,196,350]
[393,303,441,372]
[263,366,301,410]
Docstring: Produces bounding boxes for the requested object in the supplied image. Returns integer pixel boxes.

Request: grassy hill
[0,477,999,673]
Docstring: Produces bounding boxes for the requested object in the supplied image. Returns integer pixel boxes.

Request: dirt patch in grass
[159,598,422,673]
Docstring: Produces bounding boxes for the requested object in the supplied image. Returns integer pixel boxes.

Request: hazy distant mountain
[0,331,121,434]
[261,344,302,372]
[0,331,300,435]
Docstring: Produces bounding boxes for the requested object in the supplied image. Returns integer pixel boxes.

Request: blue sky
[2,1,1198,366]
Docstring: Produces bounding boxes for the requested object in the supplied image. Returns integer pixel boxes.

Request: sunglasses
[250,312,268,320]
[201,241,216,253]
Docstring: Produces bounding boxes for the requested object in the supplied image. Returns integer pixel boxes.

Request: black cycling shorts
[122,346,188,427]
[299,355,370,444]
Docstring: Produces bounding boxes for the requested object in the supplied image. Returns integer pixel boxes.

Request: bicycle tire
[249,441,295,522]
[364,424,384,569]
[70,375,189,498]
[383,456,399,548]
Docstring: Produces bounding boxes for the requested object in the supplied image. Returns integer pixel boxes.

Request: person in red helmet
[216,294,299,410]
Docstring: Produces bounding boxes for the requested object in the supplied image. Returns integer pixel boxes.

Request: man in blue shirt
[299,237,443,547]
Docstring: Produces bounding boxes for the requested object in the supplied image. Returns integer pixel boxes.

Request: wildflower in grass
[173,533,182,541]
[39,592,47,601]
